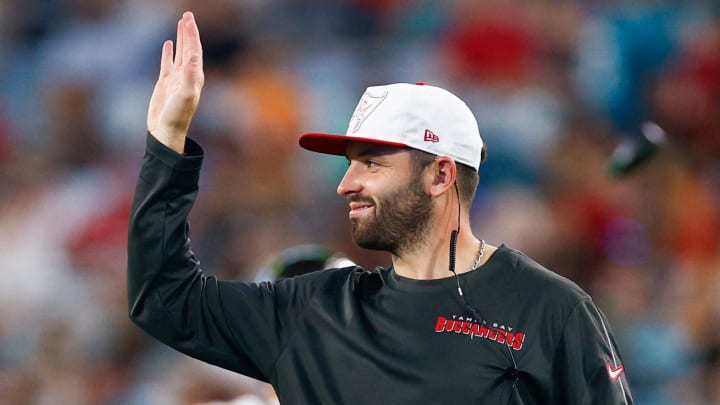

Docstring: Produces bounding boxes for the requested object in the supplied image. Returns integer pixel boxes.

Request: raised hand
[147,12,204,154]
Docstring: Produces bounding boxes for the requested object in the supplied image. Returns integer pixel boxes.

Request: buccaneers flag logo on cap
[350,88,388,133]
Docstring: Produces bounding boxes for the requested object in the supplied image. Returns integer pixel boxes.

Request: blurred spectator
[653,16,720,168]
[254,244,355,282]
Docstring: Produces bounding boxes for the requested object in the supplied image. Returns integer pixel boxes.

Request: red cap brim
[299,132,408,156]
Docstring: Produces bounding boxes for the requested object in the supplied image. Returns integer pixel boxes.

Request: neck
[392,221,488,280]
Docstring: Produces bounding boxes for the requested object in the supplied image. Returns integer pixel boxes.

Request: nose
[336,163,361,197]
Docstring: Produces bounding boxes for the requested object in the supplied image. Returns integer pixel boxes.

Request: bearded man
[128,12,634,404]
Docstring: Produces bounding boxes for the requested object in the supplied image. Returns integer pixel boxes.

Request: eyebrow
[346,144,408,160]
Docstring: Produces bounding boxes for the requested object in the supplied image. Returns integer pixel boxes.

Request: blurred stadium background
[0,0,718,404]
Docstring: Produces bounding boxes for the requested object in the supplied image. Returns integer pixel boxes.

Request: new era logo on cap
[424,129,439,143]
[298,83,484,170]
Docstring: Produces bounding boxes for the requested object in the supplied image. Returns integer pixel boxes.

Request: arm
[128,133,283,379]
[553,299,634,404]
[127,12,281,381]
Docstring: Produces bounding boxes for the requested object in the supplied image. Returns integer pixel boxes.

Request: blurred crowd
[0,0,719,404]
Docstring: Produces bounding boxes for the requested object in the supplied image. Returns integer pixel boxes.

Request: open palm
[147,12,204,154]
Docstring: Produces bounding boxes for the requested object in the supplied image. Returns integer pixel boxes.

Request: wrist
[148,128,187,154]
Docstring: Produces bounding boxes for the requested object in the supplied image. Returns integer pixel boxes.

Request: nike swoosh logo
[606,361,625,381]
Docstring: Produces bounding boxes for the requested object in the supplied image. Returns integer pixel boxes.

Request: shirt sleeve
[552,298,634,404]
[127,133,306,382]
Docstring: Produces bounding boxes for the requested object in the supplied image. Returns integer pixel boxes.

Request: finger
[175,16,185,66]
[159,40,173,79]
[183,12,202,71]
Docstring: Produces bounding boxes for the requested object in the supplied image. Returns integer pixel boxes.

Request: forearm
[127,132,203,328]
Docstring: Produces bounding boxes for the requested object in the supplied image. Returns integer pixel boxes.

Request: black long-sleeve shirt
[128,134,634,404]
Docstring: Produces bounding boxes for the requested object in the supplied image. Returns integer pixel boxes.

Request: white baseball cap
[299,82,485,170]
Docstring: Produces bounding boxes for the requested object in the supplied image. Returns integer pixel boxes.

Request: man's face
[337,142,434,255]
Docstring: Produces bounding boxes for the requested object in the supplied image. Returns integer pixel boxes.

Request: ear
[429,156,457,197]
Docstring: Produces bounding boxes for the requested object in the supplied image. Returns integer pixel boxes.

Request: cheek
[363,176,391,196]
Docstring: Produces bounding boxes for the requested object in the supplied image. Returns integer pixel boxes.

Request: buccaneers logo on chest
[434,315,526,351]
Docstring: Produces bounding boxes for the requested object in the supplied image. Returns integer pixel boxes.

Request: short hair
[409,148,481,208]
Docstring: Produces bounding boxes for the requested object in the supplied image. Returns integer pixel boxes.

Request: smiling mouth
[348,203,374,218]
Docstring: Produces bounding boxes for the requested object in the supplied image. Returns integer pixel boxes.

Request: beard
[349,173,434,256]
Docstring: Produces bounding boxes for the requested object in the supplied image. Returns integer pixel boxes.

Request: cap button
[415,81,425,86]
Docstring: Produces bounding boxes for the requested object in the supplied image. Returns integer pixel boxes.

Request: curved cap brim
[299,132,409,156]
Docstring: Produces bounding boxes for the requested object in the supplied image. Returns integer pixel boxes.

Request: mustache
[347,195,374,205]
